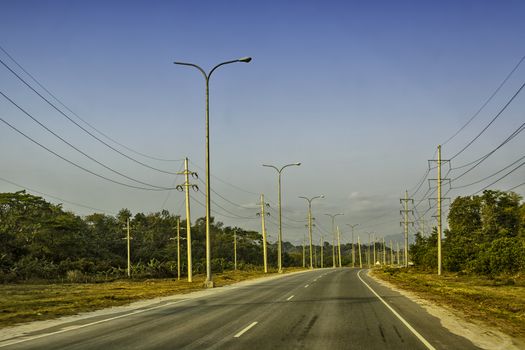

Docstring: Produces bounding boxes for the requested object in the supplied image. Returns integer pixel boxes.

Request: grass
[0,268,305,328]
[372,268,525,338]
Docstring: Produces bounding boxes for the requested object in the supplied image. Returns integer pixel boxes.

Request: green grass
[0,268,305,328]
[372,268,525,337]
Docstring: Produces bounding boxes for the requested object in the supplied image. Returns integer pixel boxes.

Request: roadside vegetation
[373,268,525,337]
[374,190,525,337]
[0,268,306,328]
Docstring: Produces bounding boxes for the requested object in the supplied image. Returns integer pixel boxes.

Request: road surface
[1,268,480,349]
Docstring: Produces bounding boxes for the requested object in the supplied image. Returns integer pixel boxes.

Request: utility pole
[234,230,237,270]
[325,213,343,269]
[373,234,377,266]
[177,157,198,283]
[177,217,181,280]
[357,236,362,268]
[320,235,324,268]
[346,224,359,268]
[396,241,400,266]
[299,195,324,269]
[337,226,342,268]
[126,217,131,278]
[258,194,270,273]
[390,240,394,266]
[302,234,306,268]
[382,237,386,265]
[368,233,372,268]
[400,190,414,267]
[314,241,317,268]
[429,145,450,276]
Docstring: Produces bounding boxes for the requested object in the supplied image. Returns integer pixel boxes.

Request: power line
[452,155,525,190]
[0,176,117,215]
[0,91,176,190]
[473,161,525,195]
[449,80,525,160]
[0,45,182,163]
[0,56,182,174]
[441,54,525,146]
[189,160,259,196]
[0,117,165,191]
[450,122,525,182]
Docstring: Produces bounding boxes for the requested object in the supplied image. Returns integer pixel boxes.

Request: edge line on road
[234,321,258,338]
[357,270,437,350]
[0,300,186,348]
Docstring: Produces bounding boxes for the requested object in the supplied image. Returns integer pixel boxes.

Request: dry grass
[372,268,525,337]
[0,268,305,328]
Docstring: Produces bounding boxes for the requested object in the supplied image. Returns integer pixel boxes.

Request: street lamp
[174,57,252,287]
[299,195,324,269]
[346,224,359,268]
[324,213,344,268]
[263,162,301,273]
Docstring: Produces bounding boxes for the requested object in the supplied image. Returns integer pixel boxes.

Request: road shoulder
[368,270,525,350]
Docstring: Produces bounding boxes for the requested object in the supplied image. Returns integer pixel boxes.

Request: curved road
[1,268,480,349]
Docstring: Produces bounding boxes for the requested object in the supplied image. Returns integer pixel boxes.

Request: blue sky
[1,0,524,247]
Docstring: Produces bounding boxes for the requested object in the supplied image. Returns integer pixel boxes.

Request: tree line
[0,191,341,283]
[410,190,525,276]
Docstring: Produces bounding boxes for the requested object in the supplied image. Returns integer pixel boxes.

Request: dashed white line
[304,284,309,288]
[286,295,295,301]
[234,321,258,338]
[357,270,436,350]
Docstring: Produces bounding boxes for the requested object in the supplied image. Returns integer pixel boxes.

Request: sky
[1,0,524,247]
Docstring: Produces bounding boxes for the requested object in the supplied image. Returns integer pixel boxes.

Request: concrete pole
[337,226,342,268]
[127,217,131,278]
[260,194,268,273]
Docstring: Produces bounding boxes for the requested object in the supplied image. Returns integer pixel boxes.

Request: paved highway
[1,268,480,349]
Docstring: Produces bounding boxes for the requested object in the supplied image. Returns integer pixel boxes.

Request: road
[1,268,480,349]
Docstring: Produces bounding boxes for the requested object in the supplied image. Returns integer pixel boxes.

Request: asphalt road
[1,268,480,350]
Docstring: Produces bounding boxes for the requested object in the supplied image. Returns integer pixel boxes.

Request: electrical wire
[1,91,175,190]
[0,57,182,174]
[449,80,525,160]
[0,175,117,215]
[0,117,165,191]
[452,155,525,190]
[473,161,525,195]
[450,122,525,181]
[441,54,525,146]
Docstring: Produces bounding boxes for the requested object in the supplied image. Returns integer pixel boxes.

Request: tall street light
[175,57,252,287]
[346,224,359,268]
[263,162,301,273]
[299,195,324,269]
[324,213,344,268]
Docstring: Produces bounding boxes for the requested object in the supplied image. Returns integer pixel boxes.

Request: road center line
[234,321,258,338]
[286,295,294,301]
[357,270,436,350]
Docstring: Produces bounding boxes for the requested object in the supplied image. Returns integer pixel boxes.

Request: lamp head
[295,162,301,166]
[238,57,252,63]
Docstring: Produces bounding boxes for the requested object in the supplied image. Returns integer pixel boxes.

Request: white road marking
[304,284,309,288]
[233,321,258,338]
[357,270,437,350]
[0,300,184,348]
[286,295,294,301]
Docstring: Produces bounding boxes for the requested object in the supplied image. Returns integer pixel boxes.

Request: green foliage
[410,190,524,276]
[0,191,313,283]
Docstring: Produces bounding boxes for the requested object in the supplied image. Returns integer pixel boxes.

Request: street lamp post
[174,57,252,287]
[346,224,359,268]
[299,195,324,269]
[263,163,301,273]
[324,213,344,268]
